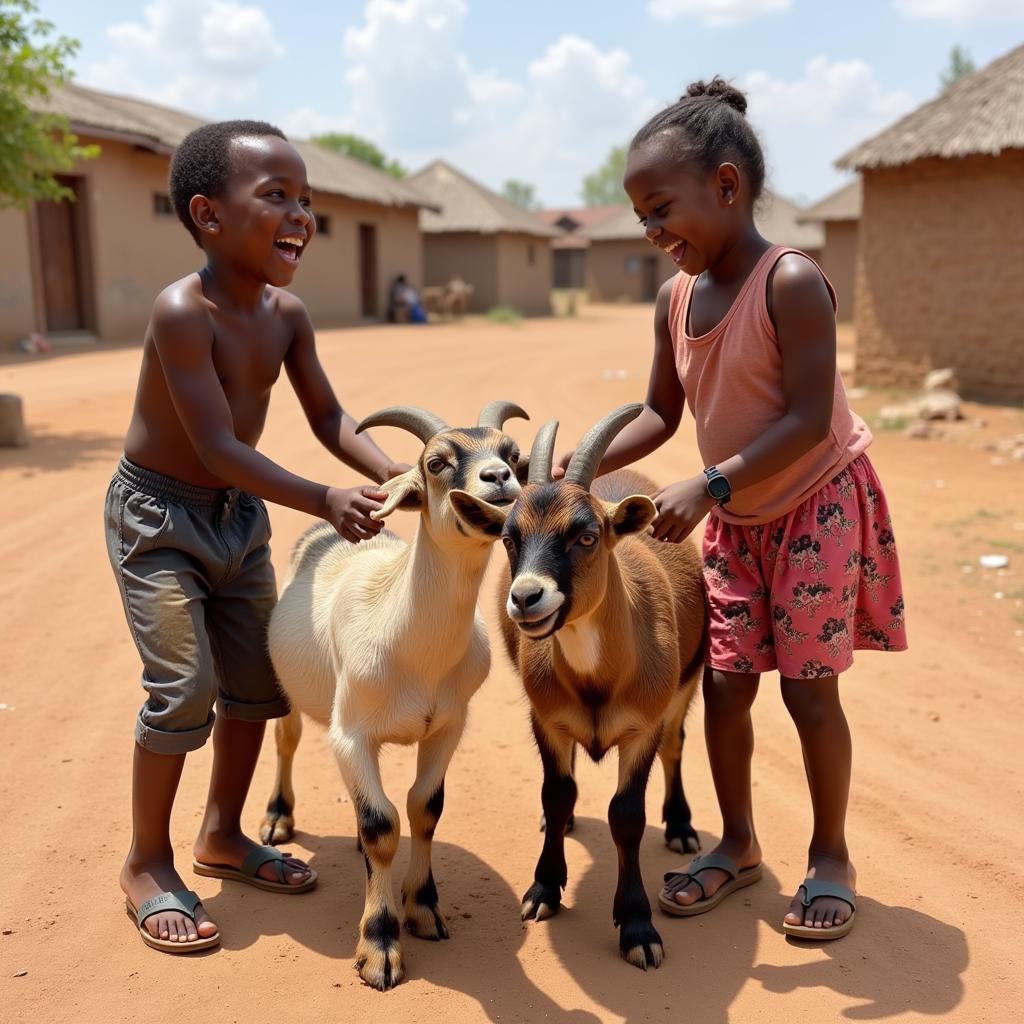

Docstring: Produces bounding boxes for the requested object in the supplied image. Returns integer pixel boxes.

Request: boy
[105,121,406,952]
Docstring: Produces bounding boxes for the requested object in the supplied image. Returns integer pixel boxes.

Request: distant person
[554,77,906,941]
[388,273,427,323]
[104,121,408,954]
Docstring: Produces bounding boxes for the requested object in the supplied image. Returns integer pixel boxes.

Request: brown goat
[450,405,706,970]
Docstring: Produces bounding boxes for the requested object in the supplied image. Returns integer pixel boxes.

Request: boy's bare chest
[211,323,291,395]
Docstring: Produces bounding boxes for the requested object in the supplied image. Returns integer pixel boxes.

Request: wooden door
[642,255,659,302]
[358,224,378,318]
[36,176,87,331]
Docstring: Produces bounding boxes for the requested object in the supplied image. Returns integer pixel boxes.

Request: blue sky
[36,0,1024,207]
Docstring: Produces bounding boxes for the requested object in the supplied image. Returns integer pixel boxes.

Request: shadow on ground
[0,426,121,475]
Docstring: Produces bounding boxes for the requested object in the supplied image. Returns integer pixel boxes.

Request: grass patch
[943,508,1002,530]
[875,415,909,431]
[486,306,523,324]
[985,538,1024,554]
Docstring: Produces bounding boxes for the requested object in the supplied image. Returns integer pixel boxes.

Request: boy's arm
[282,298,404,484]
[151,295,384,542]
[554,278,684,477]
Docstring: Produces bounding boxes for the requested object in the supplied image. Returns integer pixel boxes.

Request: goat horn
[477,400,529,430]
[563,404,644,490]
[355,406,450,442]
[527,420,559,485]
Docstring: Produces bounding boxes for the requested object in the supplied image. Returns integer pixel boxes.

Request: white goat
[260,401,526,990]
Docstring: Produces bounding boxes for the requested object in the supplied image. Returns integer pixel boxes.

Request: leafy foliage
[311,132,406,178]
[0,0,98,208]
[940,46,977,91]
[501,179,540,209]
[580,145,627,207]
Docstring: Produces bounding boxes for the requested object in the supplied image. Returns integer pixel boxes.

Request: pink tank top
[669,245,871,525]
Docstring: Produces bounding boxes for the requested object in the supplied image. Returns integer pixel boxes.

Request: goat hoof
[354,942,405,991]
[259,813,295,846]
[664,824,699,854]
[619,920,665,971]
[404,903,450,941]
[521,881,562,921]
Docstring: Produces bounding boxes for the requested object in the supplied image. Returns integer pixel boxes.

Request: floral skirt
[702,454,907,679]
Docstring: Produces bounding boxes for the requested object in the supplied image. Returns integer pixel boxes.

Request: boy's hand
[382,461,413,481]
[325,485,388,544]
[550,450,574,481]
[651,475,714,543]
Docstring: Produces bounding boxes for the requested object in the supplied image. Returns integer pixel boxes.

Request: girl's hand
[382,461,413,481]
[651,475,715,543]
[551,450,574,481]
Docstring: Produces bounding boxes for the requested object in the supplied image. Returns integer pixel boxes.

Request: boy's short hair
[169,120,287,245]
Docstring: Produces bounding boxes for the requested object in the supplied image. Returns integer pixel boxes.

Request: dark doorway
[642,255,660,302]
[35,176,90,331]
[358,224,378,318]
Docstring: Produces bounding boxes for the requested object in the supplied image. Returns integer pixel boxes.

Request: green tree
[501,179,540,210]
[311,132,406,178]
[940,45,977,91]
[580,145,628,206]
[0,0,98,209]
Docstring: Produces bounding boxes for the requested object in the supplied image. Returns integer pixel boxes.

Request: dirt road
[2,305,1021,1022]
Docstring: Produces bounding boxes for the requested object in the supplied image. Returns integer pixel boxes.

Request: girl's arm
[554,278,684,477]
[652,253,837,542]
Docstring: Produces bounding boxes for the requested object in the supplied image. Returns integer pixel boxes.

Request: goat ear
[449,489,508,537]
[607,494,657,538]
[370,467,425,520]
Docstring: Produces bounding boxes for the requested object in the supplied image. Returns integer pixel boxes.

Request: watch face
[708,475,731,500]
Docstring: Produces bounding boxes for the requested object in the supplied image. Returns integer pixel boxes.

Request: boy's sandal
[781,879,857,940]
[658,853,763,917]
[126,889,220,954]
[192,845,318,894]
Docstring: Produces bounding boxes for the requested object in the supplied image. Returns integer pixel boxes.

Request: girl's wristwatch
[704,466,732,505]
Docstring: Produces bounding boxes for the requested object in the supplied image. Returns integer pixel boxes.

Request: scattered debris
[984,435,1024,462]
[879,367,963,431]
[979,554,1010,569]
[14,969,27,978]
[601,368,629,381]
[15,333,51,355]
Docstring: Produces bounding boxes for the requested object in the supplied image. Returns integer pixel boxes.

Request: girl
[557,77,906,940]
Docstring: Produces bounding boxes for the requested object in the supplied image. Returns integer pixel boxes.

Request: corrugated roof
[32,83,435,209]
[799,179,862,223]
[837,43,1024,171]
[408,161,559,237]
[584,191,824,251]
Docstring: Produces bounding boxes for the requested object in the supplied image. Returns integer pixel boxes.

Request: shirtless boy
[104,120,406,952]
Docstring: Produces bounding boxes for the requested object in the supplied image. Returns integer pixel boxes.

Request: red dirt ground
[2,304,1021,1023]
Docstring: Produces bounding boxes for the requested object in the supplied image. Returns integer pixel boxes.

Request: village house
[534,206,622,290]
[799,179,862,323]
[837,43,1024,403]
[407,161,558,317]
[0,84,434,349]
[572,192,822,303]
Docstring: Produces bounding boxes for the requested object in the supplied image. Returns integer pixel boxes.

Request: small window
[153,193,173,216]
[626,256,640,273]
[315,213,331,236]
[527,243,536,265]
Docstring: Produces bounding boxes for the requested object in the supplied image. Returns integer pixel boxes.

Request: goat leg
[522,718,576,922]
[259,708,303,845]
[403,718,466,940]
[539,742,577,834]
[610,732,664,970]
[335,733,404,991]
[659,694,699,854]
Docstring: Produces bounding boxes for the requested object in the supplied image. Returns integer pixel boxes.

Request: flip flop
[782,878,857,940]
[126,889,220,954]
[192,845,317,893]
[659,852,763,917]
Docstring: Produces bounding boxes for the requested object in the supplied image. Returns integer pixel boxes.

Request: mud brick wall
[853,150,1024,404]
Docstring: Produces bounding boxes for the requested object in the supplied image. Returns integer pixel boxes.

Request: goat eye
[577,533,598,548]
[426,458,447,474]
[502,535,516,553]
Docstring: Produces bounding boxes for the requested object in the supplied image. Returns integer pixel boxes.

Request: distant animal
[261,400,527,990]
[449,405,706,970]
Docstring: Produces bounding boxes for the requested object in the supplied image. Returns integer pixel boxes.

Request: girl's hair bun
[684,76,747,116]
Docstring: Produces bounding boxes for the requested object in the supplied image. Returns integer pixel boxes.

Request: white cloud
[289,0,656,204]
[84,0,282,113]
[647,0,791,27]
[740,56,916,201]
[894,0,1024,21]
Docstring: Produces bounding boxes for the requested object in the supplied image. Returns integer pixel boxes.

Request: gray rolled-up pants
[104,457,290,754]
